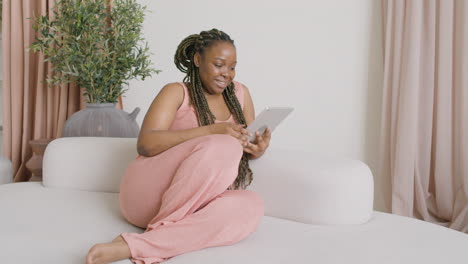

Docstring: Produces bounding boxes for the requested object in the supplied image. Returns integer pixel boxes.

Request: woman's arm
[137,83,207,156]
[137,83,249,157]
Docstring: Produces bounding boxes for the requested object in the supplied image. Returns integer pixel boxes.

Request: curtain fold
[380,0,467,232]
[2,0,85,182]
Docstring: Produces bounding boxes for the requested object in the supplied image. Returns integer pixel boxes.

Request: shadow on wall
[364,0,387,213]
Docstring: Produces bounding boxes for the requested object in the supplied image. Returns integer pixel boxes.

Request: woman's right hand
[208,123,252,147]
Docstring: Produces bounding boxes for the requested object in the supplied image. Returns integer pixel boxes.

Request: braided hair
[174,29,252,190]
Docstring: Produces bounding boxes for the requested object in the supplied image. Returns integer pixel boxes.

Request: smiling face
[194,41,237,95]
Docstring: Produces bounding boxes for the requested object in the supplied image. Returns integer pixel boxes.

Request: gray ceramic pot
[62,103,140,138]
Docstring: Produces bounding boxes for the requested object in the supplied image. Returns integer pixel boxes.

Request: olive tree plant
[30,0,159,103]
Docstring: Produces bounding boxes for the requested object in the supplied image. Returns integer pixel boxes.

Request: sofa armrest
[43,137,137,193]
[248,147,374,225]
[0,156,13,185]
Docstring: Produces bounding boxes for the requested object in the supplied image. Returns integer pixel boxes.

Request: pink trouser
[119,134,264,264]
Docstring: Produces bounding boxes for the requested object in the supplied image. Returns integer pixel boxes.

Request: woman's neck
[202,88,223,100]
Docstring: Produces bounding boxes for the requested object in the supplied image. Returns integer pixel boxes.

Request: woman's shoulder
[160,82,184,91]
[233,80,245,88]
[232,81,249,107]
[158,82,185,97]
[232,80,247,94]
[233,80,252,94]
[154,82,185,109]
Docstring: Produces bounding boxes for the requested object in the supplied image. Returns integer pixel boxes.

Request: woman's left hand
[243,127,271,159]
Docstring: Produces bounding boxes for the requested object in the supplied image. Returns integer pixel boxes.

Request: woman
[86,28,270,264]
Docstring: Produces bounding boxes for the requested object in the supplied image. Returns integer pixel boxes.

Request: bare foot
[86,237,131,264]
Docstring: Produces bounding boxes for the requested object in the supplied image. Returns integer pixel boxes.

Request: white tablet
[246,107,294,142]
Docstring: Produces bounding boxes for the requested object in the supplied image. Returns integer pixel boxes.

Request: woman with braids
[86,28,270,264]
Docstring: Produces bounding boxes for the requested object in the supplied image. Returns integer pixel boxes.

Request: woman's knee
[242,190,265,219]
[119,198,149,229]
[223,190,264,222]
[196,134,243,159]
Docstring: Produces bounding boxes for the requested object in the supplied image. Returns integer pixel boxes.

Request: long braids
[174,29,253,190]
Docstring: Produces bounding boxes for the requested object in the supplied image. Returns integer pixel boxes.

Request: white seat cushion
[0,182,467,264]
[0,182,139,264]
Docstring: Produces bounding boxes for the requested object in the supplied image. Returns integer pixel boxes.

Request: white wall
[125,0,387,211]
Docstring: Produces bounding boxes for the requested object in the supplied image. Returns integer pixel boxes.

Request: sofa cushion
[0,182,140,263]
[0,182,467,264]
[43,137,138,193]
[248,148,374,225]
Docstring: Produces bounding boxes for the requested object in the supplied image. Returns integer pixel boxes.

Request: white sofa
[0,137,466,264]
[0,156,13,185]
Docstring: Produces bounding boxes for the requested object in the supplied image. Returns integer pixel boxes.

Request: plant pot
[62,103,140,138]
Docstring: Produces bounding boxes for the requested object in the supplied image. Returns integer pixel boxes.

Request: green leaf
[27,0,160,103]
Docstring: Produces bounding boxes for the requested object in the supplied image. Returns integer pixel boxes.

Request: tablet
[246,107,294,142]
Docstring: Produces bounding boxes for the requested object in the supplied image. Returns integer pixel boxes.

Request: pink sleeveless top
[169,81,245,131]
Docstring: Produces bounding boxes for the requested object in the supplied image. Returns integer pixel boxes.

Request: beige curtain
[2,0,85,182]
[380,0,468,232]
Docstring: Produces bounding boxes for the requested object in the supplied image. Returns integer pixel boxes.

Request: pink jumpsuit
[119,81,264,264]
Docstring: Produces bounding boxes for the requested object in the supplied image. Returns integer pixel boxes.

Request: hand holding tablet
[246,107,294,143]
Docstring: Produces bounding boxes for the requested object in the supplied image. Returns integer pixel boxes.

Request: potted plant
[30,0,159,137]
